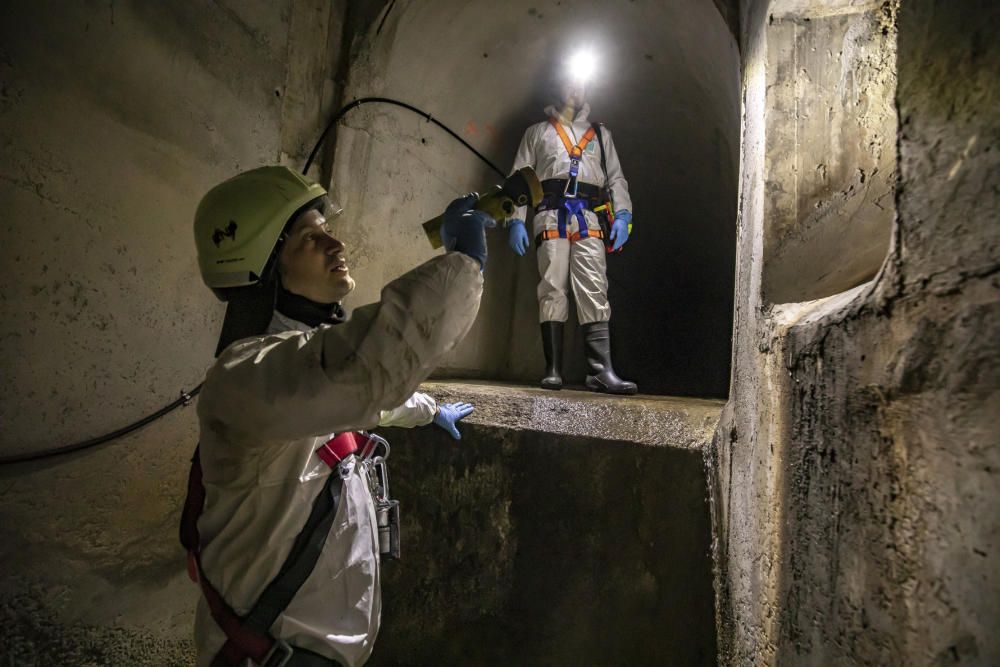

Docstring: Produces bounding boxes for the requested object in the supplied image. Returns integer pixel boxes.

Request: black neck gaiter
[275,282,346,327]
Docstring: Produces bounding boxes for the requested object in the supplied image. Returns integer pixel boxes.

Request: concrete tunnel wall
[710,0,1000,664]
[763,0,897,304]
[1,0,349,662]
[330,0,741,398]
[1,0,732,663]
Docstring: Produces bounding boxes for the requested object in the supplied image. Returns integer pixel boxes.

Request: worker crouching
[183,166,492,666]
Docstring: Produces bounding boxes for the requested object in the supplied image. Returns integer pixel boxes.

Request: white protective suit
[510,103,632,324]
[193,252,482,667]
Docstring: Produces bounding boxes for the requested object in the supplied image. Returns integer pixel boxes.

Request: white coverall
[510,103,632,324]
[193,252,482,667]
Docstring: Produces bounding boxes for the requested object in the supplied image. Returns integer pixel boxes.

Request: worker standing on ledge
[506,49,637,395]
[182,166,492,666]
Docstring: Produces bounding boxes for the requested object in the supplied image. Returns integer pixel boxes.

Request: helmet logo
[212,221,238,247]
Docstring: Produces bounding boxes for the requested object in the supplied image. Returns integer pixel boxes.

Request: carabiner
[358,432,391,462]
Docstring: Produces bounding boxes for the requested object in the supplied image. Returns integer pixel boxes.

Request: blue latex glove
[432,402,474,440]
[440,194,496,270]
[508,219,530,256]
[610,209,632,251]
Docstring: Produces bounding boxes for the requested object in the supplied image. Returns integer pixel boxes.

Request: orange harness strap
[535,228,604,246]
[549,118,597,159]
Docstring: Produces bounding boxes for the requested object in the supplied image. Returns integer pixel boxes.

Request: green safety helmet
[193,166,341,300]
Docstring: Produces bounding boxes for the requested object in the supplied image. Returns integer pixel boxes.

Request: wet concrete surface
[421,380,724,450]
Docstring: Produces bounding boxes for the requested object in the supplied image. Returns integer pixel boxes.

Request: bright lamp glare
[567,49,597,84]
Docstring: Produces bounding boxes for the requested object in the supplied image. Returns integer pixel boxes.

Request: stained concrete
[763,2,897,303]
[710,0,1000,664]
[370,383,723,666]
[0,0,344,662]
[0,0,346,455]
[0,1,730,661]
[1,381,721,665]
[329,0,741,398]
[5,0,995,665]
[422,381,722,449]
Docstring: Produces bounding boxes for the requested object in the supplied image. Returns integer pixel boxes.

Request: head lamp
[566,48,597,85]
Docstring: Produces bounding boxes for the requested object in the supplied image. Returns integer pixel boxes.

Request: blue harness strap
[557,197,589,239]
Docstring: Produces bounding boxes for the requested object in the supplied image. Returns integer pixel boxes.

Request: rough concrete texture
[1,588,194,666]
[369,383,722,666]
[763,2,897,303]
[422,381,722,449]
[710,0,1000,665]
[771,0,886,19]
[330,0,740,398]
[0,0,345,457]
[1,0,345,662]
[0,409,201,665]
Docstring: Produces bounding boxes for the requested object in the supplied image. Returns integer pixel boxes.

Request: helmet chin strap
[275,279,346,328]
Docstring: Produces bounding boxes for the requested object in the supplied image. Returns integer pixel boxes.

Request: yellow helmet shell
[193,166,327,295]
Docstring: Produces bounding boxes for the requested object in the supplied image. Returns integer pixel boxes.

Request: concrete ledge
[369,382,722,666]
[420,381,724,450]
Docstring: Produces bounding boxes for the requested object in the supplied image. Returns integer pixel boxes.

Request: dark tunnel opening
[330,0,741,399]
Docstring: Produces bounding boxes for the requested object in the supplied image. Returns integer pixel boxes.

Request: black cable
[2,98,502,466]
[303,96,506,178]
[0,385,203,465]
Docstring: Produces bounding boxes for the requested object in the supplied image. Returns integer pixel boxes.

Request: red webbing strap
[203,570,274,666]
[548,118,597,158]
[180,434,359,666]
[315,431,360,467]
[180,448,275,664]
[180,446,205,583]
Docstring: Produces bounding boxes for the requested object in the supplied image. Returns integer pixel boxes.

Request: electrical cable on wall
[303,97,505,178]
[0,98,505,466]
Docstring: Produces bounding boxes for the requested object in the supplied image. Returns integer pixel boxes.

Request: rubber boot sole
[541,377,563,390]
[586,375,638,395]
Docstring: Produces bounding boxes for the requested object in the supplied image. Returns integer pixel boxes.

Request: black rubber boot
[582,322,638,395]
[540,321,564,390]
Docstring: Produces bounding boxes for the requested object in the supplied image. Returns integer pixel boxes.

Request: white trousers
[536,231,610,324]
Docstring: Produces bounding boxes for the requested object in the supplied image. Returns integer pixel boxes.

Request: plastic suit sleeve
[599,127,632,214]
[197,253,483,444]
[378,391,438,428]
[510,125,537,223]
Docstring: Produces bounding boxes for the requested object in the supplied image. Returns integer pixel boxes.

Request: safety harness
[180,433,364,667]
[548,117,597,197]
[536,118,617,250]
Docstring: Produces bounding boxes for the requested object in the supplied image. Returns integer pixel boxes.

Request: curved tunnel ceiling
[332,0,741,397]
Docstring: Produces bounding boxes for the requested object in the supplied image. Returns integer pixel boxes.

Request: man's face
[278,208,355,303]
[560,80,588,109]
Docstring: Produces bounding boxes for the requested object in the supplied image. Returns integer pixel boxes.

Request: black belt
[540,178,604,203]
[536,183,607,216]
